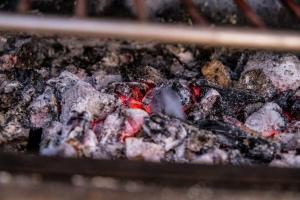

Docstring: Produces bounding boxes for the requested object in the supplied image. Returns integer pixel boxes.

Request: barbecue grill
[1,1,300,199]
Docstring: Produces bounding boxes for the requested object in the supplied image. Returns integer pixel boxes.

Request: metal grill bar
[0,13,300,51]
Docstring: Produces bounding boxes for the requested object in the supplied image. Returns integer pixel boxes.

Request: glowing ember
[189,84,201,102]
[118,84,154,114]
[120,108,149,142]
[263,129,279,137]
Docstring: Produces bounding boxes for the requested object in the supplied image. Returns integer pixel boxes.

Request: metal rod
[17,0,30,13]
[132,0,148,22]
[0,13,300,51]
[281,0,300,20]
[182,0,208,25]
[234,0,266,28]
[74,0,87,18]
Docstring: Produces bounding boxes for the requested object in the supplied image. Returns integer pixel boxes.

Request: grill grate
[0,0,300,51]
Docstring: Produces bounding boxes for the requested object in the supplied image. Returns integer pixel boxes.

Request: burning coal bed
[0,35,300,167]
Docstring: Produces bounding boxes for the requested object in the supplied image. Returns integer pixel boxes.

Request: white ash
[40,111,98,158]
[192,148,228,165]
[245,102,285,137]
[91,70,122,90]
[46,71,82,99]
[39,121,63,155]
[166,45,194,64]
[98,110,124,145]
[274,133,300,152]
[122,108,149,139]
[60,80,117,124]
[143,114,188,151]
[243,52,300,91]
[0,120,29,145]
[125,138,164,162]
[28,87,57,128]
[270,154,300,168]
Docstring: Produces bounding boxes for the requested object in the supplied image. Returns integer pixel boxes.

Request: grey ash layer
[0,34,300,167]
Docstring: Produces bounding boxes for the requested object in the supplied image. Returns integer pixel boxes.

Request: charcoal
[243,102,264,120]
[0,119,29,146]
[202,84,264,117]
[243,52,300,91]
[274,133,300,152]
[0,54,17,71]
[60,80,116,123]
[0,74,21,109]
[46,71,82,100]
[125,65,165,84]
[91,70,122,90]
[201,60,232,87]
[39,121,63,155]
[166,45,194,65]
[236,69,276,99]
[142,114,218,162]
[196,120,278,162]
[142,114,188,151]
[125,137,164,162]
[40,111,98,157]
[192,148,228,165]
[189,88,220,121]
[270,154,300,168]
[28,87,57,128]
[1,32,300,167]
[245,102,285,137]
[121,108,149,141]
[98,110,124,145]
[291,99,300,119]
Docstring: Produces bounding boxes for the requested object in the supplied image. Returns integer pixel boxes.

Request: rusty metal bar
[281,0,300,20]
[234,0,266,28]
[17,0,30,13]
[74,0,87,18]
[182,0,208,25]
[132,0,148,21]
[0,13,300,51]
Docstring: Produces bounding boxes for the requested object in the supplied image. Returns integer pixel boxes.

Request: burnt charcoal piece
[196,120,278,162]
[271,154,300,168]
[60,80,116,124]
[245,102,285,137]
[40,111,98,158]
[291,99,300,119]
[194,80,265,118]
[125,137,164,162]
[142,114,188,151]
[201,60,232,87]
[142,114,218,162]
[0,74,21,109]
[26,128,42,153]
[243,52,300,91]
[28,87,58,128]
[125,65,165,84]
[236,69,276,100]
[189,88,220,121]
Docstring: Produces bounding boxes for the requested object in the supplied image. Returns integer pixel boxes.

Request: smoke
[151,86,186,120]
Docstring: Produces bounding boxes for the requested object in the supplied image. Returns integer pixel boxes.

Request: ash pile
[1,34,300,167]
